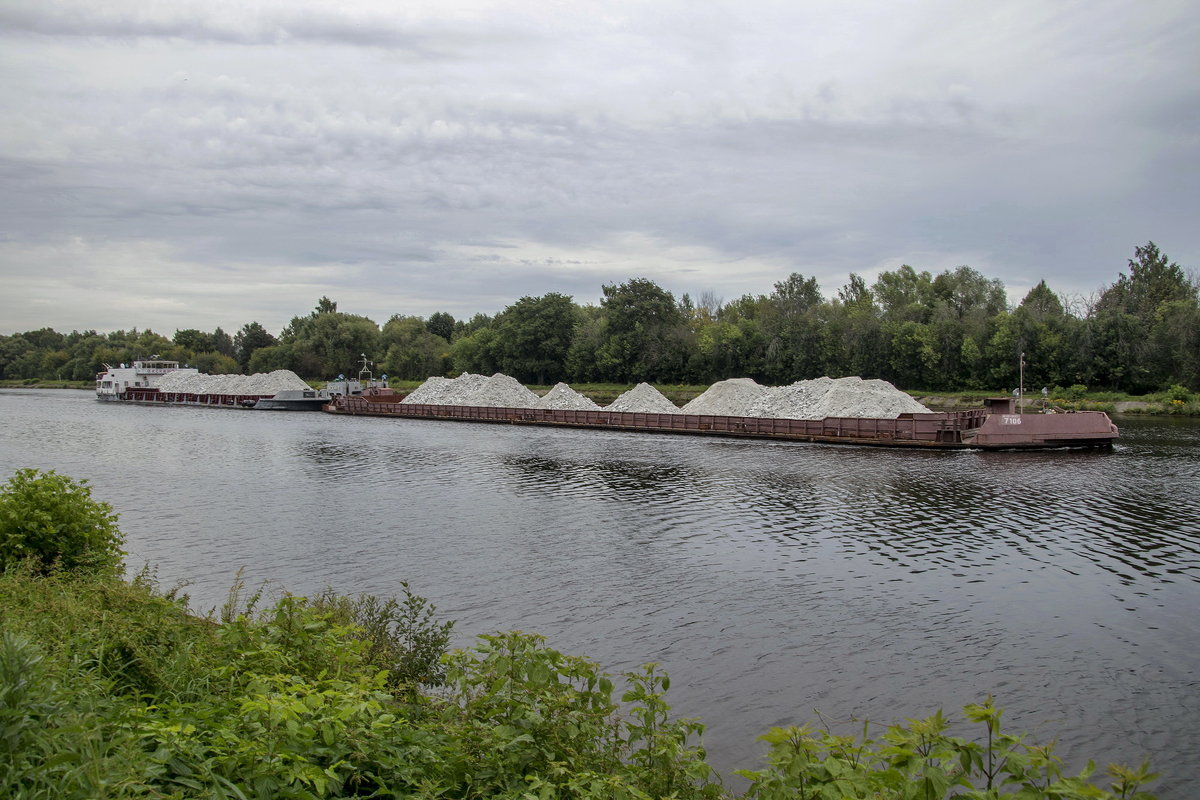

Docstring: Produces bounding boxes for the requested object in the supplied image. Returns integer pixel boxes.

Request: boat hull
[322,398,1118,451]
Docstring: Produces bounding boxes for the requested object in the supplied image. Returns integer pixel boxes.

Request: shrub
[1164,384,1192,403]
[0,469,123,575]
[1064,384,1088,401]
[312,583,455,692]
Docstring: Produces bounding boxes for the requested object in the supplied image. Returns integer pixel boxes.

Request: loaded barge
[323,393,1119,451]
[96,357,393,410]
[96,359,328,410]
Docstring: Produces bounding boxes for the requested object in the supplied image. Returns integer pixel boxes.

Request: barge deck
[323,395,1119,450]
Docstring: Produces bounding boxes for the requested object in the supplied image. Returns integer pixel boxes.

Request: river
[1,388,1197,797]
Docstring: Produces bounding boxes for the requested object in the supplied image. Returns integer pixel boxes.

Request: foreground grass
[0,565,1159,799]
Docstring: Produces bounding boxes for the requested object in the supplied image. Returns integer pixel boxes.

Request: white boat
[95,359,199,401]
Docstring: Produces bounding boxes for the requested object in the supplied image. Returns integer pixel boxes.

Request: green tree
[873,264,936,323]
[426,311,456,342]
[233,322,278,371]
[596,278,687,382]
[173,329,216,354]
[247,343,295,374]
[1149,298,1200,390]
[829,274,883,379]
[1006,281,1072,388]
[1092,242,1197,391]
[380,315,450,380]
[885,320,938,388]
[212,327,235,358]
[564,305,606,381]
[190,351,240,375]
[278,299,381,378]
[0,469,123,575]
[761,273,829,383]
[494,293,578,384]
[450,320,501,376]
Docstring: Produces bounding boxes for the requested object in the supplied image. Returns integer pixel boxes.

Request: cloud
[1,0,1197,334]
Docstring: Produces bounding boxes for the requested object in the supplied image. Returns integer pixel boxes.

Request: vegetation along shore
[1,242,1196,406]
[0,468,1162,798]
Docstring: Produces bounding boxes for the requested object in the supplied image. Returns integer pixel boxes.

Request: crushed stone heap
[537,383,602,411]
[749,376,931,420]
[605,383,681,414]
[155,370,310,396]
[681,378,768,415]
[402,373,540,408]
[400,376,454,404]
[398,372,927,419]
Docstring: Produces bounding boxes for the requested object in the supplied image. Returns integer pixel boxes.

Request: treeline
[2,242,1196,393]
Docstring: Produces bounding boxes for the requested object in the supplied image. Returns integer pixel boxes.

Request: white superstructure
[95,359,199,400]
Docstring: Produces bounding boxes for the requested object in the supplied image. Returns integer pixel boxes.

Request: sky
[2,0,1198,336]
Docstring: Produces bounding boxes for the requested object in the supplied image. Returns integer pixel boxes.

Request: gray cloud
[1,0,1197,335]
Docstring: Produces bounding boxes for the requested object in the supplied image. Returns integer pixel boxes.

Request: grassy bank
[0,470,1162,799]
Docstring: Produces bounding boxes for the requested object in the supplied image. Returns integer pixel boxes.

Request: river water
[1,388,1197,796]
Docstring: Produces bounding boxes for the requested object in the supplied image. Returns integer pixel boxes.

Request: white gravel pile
[681,378,768,415]
[537,383,602,411]
[401,376,455,404]
[749,376,931,420]
[155,370,310,395]
[605,383,681,414]
[398,371,927,419]
[401,373,540,408]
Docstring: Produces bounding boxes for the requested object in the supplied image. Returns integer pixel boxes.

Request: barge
[322,394,1119,451]
[96,359,329,410]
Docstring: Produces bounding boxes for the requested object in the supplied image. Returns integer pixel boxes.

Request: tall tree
[233,322,278,371]
[279,299,380,378]
[761,273,828,383]
[596,278,687,383]
[426,312,456,342]
[380,315,450,380]
[494,293,578,384]
[1092,242,1197,391]
[872,265,936,323]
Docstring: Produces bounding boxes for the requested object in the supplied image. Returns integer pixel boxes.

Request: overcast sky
[2,0,1197,336]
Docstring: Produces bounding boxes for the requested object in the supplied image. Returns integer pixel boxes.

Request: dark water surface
[2,389,1198,796]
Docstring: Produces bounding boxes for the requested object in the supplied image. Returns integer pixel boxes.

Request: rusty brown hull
[323,396,1119,451]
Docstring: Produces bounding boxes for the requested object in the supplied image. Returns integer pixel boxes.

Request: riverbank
[0,562,1159,800]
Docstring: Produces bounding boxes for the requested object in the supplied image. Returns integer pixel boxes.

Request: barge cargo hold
[323,395,1119,450]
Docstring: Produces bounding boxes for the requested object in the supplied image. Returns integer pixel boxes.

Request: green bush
[1164,384,1193,403]
[1064,384,1089,400]
[0,469,124,575]
[738,697,1158,800]
[312,583,455,693]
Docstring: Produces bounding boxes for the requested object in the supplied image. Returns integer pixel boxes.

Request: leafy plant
[1164,384,1192,403]
[0,468,124,575]
[1064,384,1089,401]
[737,696,1158,800]
[312,582,455,692]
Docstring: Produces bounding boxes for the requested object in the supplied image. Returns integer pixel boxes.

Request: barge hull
[102,388,275,408]
[323,398,1118,450]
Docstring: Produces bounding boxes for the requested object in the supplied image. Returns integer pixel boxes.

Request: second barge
[323,394,1119,451]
